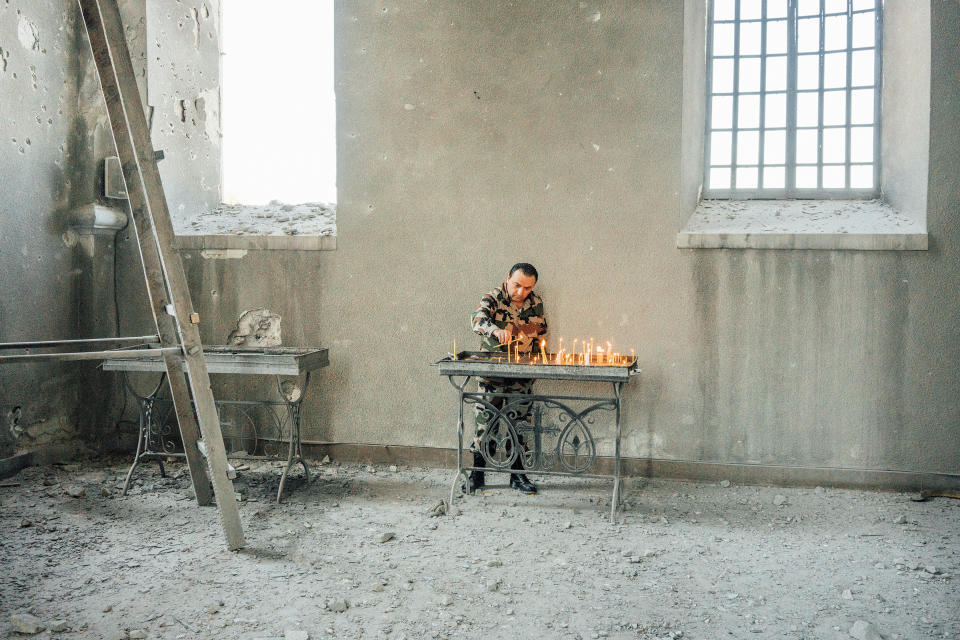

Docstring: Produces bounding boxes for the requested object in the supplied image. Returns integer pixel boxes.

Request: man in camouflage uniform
[469,263,547,494]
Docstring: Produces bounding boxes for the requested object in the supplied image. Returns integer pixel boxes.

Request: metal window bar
[817,0,825,190]
[845,0,854,188]
[703,0,881,199]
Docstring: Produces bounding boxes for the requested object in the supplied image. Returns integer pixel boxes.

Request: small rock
[285,629,310,640]
[102,605,112,613]
[841,589,854,600]
[128,631,147,639]
[389,465,398,473]
[19,519,31,528]
[874,562,886,570]
[371,583,385,593]
[628,556,641,564]
[427,502,447,517]
[439,594,453,607]
[9,613,45,634]
[321,455,331,464]
[100,486,112,498]
[65,486,85,498]
[486,580,501,592]
[773,494,787,506]
[563,522,572,529]
[49,620,68,632]
[924,565,939,575]
[720,480,731,488]
[402,581,414,591]
[331,599,349,613]
[893,515,906,524]
[849,619,884,640]
[486,560,502,567]
[365,465,376,473]
[379,532,396,543]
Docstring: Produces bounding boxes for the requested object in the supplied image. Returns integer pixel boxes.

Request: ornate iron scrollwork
[463,392,612,476]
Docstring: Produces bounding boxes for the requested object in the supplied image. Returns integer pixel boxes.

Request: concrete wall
[0,1,115,459]
[4,1,958,484]
[157,0,960,483]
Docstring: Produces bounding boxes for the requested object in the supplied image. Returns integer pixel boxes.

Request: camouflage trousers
[472,377,534,454]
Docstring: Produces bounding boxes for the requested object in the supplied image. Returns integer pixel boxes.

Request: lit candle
[606,342,612,365]
[540,339,548,363]
[453,339,456,358]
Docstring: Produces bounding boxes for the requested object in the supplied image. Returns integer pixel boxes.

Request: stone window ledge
[173,203,336,251]
[677,200,927,250]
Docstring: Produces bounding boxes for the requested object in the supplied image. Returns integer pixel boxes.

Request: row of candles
[454,338,635,366]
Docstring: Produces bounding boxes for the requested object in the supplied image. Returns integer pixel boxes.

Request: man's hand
[493,328,511,345]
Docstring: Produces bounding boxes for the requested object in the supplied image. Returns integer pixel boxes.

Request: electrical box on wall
[103,156,127,200]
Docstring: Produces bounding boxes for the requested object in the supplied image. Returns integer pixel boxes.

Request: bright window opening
[221,0,336,206]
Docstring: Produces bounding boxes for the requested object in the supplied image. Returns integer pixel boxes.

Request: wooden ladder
[76,0,245,550]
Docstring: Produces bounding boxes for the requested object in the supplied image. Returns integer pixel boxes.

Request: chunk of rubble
[9,613,45,634]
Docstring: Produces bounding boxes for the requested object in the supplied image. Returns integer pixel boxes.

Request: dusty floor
[1,458,958,640]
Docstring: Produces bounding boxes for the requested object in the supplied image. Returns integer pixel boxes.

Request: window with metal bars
[704,0,882,199]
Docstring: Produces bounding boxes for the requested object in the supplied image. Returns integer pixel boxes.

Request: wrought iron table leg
[448,375,471,508]
[276,372,310,503]
[610,381,623,523]
[122,399,148,496]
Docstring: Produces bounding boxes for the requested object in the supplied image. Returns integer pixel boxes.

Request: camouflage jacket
[471,283,548,355]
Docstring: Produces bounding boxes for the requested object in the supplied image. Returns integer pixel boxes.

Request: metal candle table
[103,346,328,502]
[436,351,640,521]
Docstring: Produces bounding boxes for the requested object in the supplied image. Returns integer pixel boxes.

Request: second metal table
[103,346,328,502]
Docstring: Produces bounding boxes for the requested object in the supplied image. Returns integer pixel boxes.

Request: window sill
[677,200,927,250]
[173,203,337,251]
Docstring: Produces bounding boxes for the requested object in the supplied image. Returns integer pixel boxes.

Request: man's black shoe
[510,473,537,494]
[467,469,485,494]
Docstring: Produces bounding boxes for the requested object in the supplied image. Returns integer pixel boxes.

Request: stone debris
[284,629,310,640]
[893,514,907,524]
[3,461,958,639]
[427,501,447,517]
[64,485,85,498]
[9,612,45,634]
[773,494,787,506]
[227,308,282,347]
[720,480,731,487]
[379,532,396,543]
[127,630,147,639]
[849,619,884,640]
[48,619,68,632]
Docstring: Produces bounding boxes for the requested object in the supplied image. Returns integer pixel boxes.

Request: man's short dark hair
[509,262,538,282]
